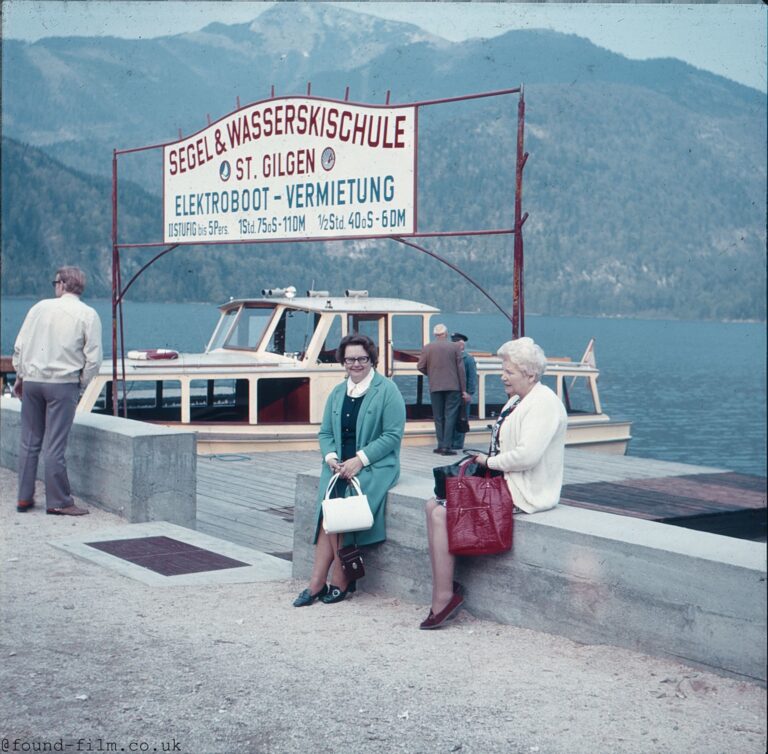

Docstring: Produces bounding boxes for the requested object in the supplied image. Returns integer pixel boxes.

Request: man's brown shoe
[46,505,89,516]
[17,500,35,512]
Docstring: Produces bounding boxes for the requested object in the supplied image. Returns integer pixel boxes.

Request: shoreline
[2,295,765,324]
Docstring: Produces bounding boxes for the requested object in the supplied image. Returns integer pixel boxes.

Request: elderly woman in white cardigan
[421,337,567,629]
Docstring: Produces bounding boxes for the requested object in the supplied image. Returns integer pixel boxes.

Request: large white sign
[163,97,416,244]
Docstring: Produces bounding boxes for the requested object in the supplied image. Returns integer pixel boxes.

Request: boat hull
[146,417,632,456]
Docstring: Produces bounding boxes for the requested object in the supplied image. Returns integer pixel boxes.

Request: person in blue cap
[450,332,477,450]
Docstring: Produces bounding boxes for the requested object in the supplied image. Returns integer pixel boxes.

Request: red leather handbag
[445,460,514,556]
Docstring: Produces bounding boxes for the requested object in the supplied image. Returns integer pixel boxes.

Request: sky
[2,1,766,93]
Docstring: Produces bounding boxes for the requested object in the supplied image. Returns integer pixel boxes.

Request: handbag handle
[457,458,494,483]
[324,472,364,500]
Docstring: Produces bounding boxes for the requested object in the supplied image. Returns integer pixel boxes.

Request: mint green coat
[314,371,406,546]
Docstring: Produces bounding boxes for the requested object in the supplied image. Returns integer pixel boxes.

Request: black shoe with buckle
[321,581,357,604]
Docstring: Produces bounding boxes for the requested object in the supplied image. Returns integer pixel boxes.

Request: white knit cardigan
[486,382,568,513]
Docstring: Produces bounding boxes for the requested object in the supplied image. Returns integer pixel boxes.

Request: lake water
[2,297,765,476]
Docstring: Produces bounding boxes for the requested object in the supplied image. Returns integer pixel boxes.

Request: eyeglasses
[343,356,370,365]
[51,280,62,287]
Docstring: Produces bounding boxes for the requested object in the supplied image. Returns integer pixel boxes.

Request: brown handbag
[445,460,514,556]
[337,544,366,580]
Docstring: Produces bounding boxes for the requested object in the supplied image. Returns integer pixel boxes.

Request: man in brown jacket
[417,323,468,455]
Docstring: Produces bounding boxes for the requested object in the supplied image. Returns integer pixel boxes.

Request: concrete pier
[292,467,767,683]
[3,393,764,684]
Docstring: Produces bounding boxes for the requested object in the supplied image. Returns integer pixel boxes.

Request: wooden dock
[560,471,767,539]
[196,447,767,557]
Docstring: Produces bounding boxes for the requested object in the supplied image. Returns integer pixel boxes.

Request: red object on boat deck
[126,349,179,360]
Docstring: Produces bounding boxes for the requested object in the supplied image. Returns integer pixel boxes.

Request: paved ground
[1,465,766,754]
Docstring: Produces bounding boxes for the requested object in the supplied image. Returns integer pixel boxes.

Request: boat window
[158,381,183,413]
[207,308,238,351]
[266,309,314,357]
[391,315,423,363]
[190,379,249,422]
[225,308,273,350]
[318,314,342,363]
[562,375,597,415]
[348,315,381,351]
[92,380,182,421]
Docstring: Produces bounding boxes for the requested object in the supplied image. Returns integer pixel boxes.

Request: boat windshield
[207,309,238,351]
[208,306,275,351]
[563,373,598,415]
[225,307,275,350]
[265,309,315,357]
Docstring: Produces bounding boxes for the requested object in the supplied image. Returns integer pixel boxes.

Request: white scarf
[346,369,375,398]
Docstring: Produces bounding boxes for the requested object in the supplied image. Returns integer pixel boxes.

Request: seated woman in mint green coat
[293,333,406,607]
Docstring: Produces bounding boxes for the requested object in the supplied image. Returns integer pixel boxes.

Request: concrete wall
[1,397,196,528]
[293,468,767,683]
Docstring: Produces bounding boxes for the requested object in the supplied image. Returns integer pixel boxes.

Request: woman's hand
[327,457,343,474]
[338,456,363,479]
[472,453,489,467]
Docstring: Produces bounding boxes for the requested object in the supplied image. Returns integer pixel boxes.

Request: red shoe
[17,499,35,512]
[419,593,464,630]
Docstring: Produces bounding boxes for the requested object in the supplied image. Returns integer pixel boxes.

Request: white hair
[496,337,548,380]
[433,323,447,336]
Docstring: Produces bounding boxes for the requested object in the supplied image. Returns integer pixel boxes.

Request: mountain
[0,136,482,307]
[1,4,765,320]
[1,5,446,162]
[0,137,159,298]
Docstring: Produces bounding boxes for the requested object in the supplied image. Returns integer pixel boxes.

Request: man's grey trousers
[17,381,79,508]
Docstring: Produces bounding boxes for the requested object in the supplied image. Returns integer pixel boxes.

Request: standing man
[13,266,102,515]
[450,332,477,451]
[417,323,468,456]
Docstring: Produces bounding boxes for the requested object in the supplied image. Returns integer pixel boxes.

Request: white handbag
[321,473,374,534]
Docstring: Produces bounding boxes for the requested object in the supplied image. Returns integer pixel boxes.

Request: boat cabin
[80,291,630,453]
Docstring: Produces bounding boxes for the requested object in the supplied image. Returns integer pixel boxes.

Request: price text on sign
[163,98,416,243]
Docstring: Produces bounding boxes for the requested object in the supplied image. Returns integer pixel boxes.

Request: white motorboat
[79,289,632,454]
